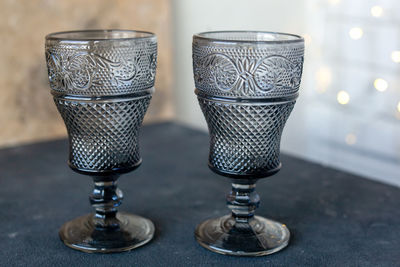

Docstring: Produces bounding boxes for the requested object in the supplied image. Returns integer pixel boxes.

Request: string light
[373,78,388,92]
[397,101,400,113]
[345,133,357,145]
[349,27,363,40]
[391,51,400,63]
[370,6,383,17]
[337,90,350,105]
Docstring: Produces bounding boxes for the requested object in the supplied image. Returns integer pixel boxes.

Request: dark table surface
[0,122,399,266]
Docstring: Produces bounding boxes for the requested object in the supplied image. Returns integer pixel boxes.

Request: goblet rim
[45,29,156,42]
[193,30,303,45]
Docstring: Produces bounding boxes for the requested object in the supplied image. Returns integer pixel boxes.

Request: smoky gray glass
[45,30,157,253]
[193,31,304,256]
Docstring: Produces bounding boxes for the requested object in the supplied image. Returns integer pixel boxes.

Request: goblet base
[195,215,290,256]
[59,212,154,253]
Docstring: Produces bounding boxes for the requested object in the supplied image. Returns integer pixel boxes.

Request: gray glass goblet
[45,30,157,253]
[193,31,304,256]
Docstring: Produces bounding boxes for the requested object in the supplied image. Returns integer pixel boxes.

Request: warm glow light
[391,51,400,63]
[328,0,341,6]
[374,78,388,92]
[370,6,383,17]
[303,34,312,46]
[349,27,363,40]
[345,133,357,145]
[397,101,400,113]
[315,67,332,93]
[337,90,350,105]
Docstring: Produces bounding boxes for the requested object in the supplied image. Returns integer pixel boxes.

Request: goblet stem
[90,175,123,229]
[227,180,260,223]
[59,172,154,252]
[195,177,290,256]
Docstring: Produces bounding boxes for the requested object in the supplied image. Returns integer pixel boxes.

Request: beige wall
[0,0,173,147]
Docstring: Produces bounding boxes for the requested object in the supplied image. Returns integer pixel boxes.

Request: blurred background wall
[0,0,173,147]
[0,0,399,187]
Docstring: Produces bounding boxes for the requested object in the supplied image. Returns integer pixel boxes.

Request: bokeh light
[328,0,341,6]
[303,33,312,46]
[391,51,400,63]
[370,6,383,17]
[337,90,350,105]
[316,66,332,92]
[345,133,357,145]
[349,27,363,40]
[373,78,388,92]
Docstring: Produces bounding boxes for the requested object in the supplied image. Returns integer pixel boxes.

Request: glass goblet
[45,30,157,253]
[192,31,304,256]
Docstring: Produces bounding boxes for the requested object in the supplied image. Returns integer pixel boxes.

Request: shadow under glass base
[59,212,155,253]
[195,215,290,256]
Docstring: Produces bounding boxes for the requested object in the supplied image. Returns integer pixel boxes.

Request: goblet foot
[195,215,290,256]
[59,212,154,253]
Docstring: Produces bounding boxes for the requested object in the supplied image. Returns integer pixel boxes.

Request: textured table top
[0,122,399,266]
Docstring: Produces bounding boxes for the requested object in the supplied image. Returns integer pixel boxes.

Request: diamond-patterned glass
[198,98,295,175]
[55,97,151,171]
